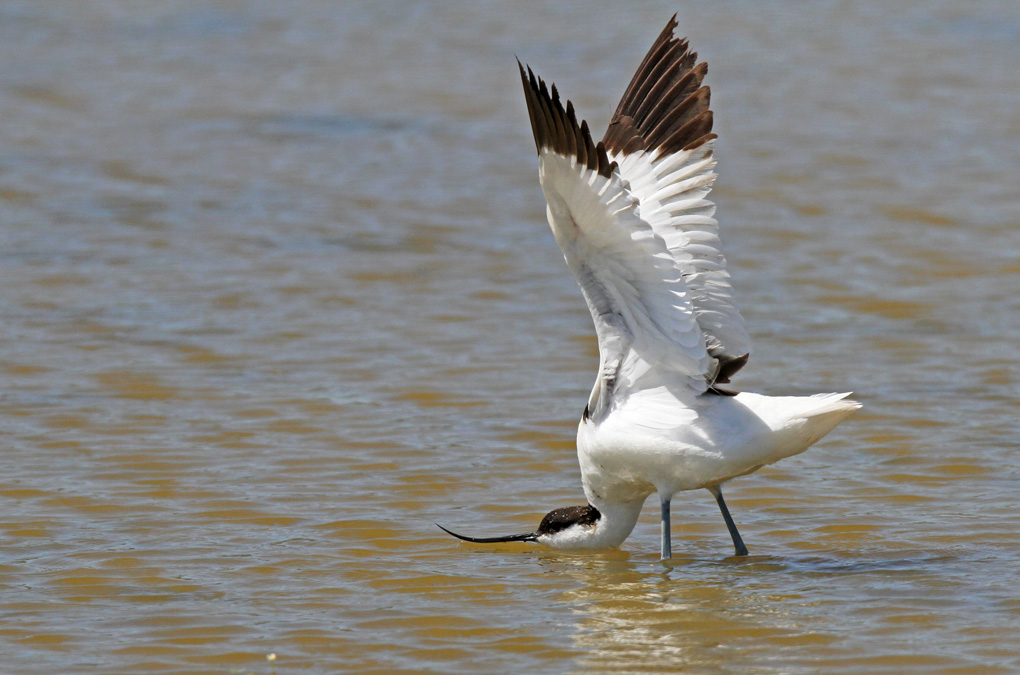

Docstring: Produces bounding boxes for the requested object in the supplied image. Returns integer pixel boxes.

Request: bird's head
[438,504,602,549]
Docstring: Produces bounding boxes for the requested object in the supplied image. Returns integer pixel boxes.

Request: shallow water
[2,1,1019,673]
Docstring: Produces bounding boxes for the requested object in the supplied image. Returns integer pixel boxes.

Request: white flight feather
[536,152,713,413]
[610,143,752,362]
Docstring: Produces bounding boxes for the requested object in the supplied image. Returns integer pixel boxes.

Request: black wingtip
[603,13,714,156]
[436,523,538,544]
[714,352,749,384]
[516,56,615,178]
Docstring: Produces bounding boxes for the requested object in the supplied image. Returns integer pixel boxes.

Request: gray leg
[660,496,672,560]
[708,485,748,556]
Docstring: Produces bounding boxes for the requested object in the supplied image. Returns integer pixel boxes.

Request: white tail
[738,391,861,463]
[799,391,861,418]
[783,392,861,450]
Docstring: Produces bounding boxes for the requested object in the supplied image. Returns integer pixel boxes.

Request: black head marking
[536,504,601,536]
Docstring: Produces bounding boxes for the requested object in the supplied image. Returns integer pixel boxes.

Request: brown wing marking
[603,14,716,156]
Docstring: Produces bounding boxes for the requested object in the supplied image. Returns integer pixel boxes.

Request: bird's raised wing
[602,15,751,382]
[519,62,717,416]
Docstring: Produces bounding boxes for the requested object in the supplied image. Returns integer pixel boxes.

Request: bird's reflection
[533,550,810,672]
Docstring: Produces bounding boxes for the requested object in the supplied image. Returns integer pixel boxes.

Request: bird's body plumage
[439,15,859,558]
[576,390,860,548]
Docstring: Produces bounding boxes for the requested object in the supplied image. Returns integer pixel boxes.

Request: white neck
[590,499,645,547]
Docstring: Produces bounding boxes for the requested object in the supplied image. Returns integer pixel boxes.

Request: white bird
[439,15,860,559]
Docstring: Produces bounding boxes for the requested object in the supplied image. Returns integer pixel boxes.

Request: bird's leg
[708,485,748,556]
[660,496,672,560]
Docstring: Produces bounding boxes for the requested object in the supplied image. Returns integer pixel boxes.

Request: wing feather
[519,62,714,414]
[603,15,752,381]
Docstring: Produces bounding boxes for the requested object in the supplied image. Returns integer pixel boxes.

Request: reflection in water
[555,554,800,673]
[554,551,992,674]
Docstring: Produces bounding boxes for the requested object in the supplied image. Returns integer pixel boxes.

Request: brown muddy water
[2,2,1019,673]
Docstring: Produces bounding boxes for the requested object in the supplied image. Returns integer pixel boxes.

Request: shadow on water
[530,546,963,579]
[660,552,962,575]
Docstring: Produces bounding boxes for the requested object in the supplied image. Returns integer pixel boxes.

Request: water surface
[2,1,1019,673]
